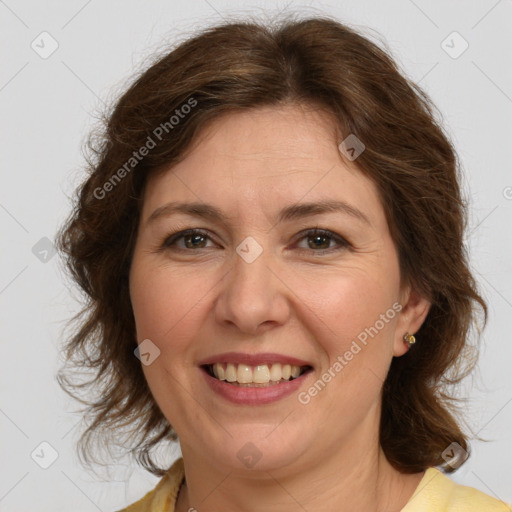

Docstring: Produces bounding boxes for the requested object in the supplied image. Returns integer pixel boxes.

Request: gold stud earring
[403,333,416,345]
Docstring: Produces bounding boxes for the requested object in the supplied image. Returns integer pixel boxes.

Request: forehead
[141,104,384,227]
[177,104,346,179]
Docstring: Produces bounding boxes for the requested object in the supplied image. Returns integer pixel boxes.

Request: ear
[393,284,431,357]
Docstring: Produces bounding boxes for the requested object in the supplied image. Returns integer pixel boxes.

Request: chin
[200,422,310,473]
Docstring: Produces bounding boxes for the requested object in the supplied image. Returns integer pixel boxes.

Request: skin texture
[129,104,431,511]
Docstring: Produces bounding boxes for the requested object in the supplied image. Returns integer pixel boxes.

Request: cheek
[130,262,208,345]
[298,264,400,346]
[294,268,402,412]
[130,263,207,410]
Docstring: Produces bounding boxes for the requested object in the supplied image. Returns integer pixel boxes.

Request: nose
[214,244,291,335]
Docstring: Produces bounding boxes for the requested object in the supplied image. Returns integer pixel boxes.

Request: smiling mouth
[202,362,312,387]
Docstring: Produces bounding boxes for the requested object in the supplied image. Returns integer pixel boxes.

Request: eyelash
[160,227,350,254]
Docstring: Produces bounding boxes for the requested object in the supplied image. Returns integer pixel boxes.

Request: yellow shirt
[117,457,511,512]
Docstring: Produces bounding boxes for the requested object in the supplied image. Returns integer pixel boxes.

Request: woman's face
[129,104,428,473]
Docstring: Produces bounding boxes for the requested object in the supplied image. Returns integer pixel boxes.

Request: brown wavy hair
[57,15,487,477]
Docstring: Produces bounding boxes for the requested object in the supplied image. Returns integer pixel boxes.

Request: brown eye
[182,232,208,249]
[163,229,215,250]
[307,232,331,250]
[295,228,350,253]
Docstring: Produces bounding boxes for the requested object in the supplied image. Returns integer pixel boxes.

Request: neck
[175,429,424,512]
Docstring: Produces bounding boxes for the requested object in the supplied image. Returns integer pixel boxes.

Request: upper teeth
[211,363,302,384]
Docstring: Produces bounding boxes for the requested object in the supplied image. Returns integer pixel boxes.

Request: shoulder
[115,458,185,512]
[402,467,511,512]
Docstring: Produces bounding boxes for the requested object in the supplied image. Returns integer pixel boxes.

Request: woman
[57,16,511,512]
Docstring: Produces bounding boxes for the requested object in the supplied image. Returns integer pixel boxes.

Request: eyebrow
[146,199,371,226]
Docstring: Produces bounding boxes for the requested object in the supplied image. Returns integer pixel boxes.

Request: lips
[198,352,313,403]
[197,351,313,368]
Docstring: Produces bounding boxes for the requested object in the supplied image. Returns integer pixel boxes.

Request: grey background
[1,0,511,510]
